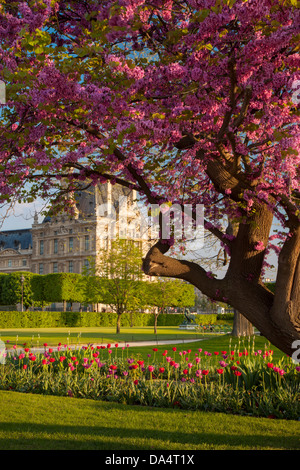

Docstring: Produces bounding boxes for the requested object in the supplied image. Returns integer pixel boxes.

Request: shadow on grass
[0,417,298,450]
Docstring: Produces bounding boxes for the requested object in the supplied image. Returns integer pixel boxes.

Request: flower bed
[0,341,299,420]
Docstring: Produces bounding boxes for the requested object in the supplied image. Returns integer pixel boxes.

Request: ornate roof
[0,229,32,251]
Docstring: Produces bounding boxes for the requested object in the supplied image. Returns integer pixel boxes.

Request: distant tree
[83,238,148,334]
[146,278,195,334]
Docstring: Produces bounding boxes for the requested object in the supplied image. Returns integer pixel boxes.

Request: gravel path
[4,338,203,356]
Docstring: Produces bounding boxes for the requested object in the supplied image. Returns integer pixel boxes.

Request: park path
[5,338,203,356]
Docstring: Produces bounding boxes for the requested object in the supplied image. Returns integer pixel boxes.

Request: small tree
[84,238,148,334]
[146,278,195,334]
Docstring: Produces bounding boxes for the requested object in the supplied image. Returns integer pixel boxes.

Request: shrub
[0,311,218,328]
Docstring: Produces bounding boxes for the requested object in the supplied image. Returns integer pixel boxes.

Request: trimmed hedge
[0,311,217,329]
[217,313,234,320]
[31,273,85,304]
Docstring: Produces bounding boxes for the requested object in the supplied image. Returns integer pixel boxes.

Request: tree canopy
[0,0,299,355]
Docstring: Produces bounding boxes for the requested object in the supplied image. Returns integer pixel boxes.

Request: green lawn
[0,325,286,362]
[0,328,298,451]
[0,325,223,349]
[0,390,299,450]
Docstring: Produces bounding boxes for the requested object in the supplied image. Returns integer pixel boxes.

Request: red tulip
[159,367,165,374]
[202,370,209,375]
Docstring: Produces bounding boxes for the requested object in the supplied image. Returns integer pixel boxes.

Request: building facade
[0,183,149,277]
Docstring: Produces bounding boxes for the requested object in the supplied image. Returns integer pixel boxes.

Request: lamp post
[20,275,25,312]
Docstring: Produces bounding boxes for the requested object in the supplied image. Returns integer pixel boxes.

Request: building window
[85,235,89,251]
[53,262,58,273]
[40,240,44,255]
[39,263,44,275]
[8,260,12,267]
[22,259,27,267]
[54,239,58,254]
[69,261,73,273]
[69,237,73,252]
[83,259,89,274]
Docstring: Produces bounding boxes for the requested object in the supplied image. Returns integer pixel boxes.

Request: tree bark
[231,310,254,337]
[154,313,158,335]
[142,228,300,356]
[116,312,122,334]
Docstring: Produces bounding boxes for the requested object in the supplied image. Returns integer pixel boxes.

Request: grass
[1,327,298,451]
[0,325,226,349]
[0,325,287,362]
[0,390,299,450]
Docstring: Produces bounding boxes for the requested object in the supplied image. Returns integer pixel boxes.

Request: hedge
[0,311,218,329]
[31,273,85,304]
[0,272,36,308]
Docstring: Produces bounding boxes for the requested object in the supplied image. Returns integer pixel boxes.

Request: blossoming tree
[0,0,299,355]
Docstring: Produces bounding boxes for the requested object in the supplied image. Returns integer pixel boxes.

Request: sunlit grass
[0,326,219,349]
[0,390,299,450]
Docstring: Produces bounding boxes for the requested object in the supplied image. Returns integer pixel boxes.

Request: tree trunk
[154,313,158,334]
[231,310,254,337]
[116,312,122,334]
[142,229,300,356]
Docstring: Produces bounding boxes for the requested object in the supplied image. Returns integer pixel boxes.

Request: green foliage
[0,310,217,328]
[217,313,234,321]
[0,272,35,308]
[83,238,151,333]
[145,279,195,312]
[265,282,275,293]
[0,274,8,305]
[36,273,85,304]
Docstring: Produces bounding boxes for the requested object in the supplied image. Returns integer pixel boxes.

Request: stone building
[0,183,150,277]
